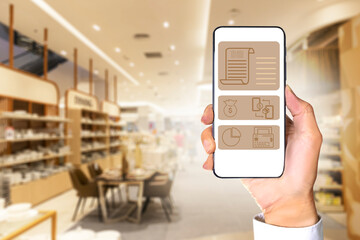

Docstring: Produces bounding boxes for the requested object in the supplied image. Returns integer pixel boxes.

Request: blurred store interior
[0,0,360,239]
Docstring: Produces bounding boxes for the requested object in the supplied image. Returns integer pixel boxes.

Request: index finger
[201,104,214,125]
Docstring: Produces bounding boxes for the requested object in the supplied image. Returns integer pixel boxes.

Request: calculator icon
[253,127,274,148]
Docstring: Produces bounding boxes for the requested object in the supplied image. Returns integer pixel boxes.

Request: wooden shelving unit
[108,116,124,169]
[67,108,109,166]
[0,96,72,205]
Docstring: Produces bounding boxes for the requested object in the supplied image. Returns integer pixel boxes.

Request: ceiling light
[139,72,144,77]
[129,62,135,67]
[115,47,121,53]
[174,60,180,66]
[169,44,176,51]
[60,50,67,56]
[228,19,235,25]
[92,24,101,31]
[163,21,170,28]
[31,0,139,85]
[94,69,99,75]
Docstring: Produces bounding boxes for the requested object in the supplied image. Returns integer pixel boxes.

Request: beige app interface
[217,41,281,150]
[218,125,279,150]
[218,42,279,90]
[218,96,279,120]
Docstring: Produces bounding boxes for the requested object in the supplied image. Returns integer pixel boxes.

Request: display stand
[339,15,360,240]
[66,90,120,177]
[0,64,72,205]
[312,92,345,213]
[102,100,123,169]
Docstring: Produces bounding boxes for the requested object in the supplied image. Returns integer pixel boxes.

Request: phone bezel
[212,26,286,178]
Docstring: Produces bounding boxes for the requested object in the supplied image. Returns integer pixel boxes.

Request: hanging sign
[0,64,58,105]
[102,100,120,117]
[66,89,98,111]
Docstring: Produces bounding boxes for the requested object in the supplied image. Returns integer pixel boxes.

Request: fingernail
[203,161,209,169]
[203,140,211,153]
[286,84,292,92]
[201,115,206,123]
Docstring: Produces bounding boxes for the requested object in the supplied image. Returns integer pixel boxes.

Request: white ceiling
[0,0,360,115]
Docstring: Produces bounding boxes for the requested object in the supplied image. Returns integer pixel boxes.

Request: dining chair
[69,168,105,221]
[142,172,174,222]
[87,162,122,207]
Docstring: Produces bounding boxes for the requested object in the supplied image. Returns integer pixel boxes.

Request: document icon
[218,42,279,90]
[220,48,255,85]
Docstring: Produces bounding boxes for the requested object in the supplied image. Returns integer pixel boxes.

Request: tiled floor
[19,161,348,239]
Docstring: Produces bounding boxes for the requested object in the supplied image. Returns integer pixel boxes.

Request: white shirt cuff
[253,213,323,240]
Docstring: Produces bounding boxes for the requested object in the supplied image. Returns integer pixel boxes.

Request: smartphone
[213,26,286,178]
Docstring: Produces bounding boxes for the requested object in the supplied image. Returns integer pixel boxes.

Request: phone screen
[213,27,286,178]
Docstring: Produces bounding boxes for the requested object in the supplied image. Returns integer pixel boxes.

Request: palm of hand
[241,116,319,212]
[201,86,322,227]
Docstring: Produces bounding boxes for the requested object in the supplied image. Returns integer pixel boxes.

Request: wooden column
[89,58,93,95]
[9,4,14,68]
[105,69,109,101]
[43,28,48,80]
[74,48,78,89]
[114,76,117,103]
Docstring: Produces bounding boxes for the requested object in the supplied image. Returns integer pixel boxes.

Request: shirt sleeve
[253,213,323,240]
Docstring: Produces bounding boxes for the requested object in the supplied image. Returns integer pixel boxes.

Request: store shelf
[81,146,108,153]
[316,203,344,212]
[318,166,343,172]
[0,136,72,143]
[81,121,107,126]
[109,122,125,127]
[320,151,341,157]
[0,114,71,123]
[317,184,343,190]
[81,134,109,139]
[0,152,72,168]
[110,143,122,147]
[323,136,341,142]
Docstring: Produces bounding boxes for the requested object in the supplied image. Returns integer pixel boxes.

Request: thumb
[285,85,319,133]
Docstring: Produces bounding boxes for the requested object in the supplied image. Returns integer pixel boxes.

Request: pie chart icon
[222,127,241,147]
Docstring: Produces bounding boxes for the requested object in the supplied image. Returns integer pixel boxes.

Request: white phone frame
[213,26,286,178]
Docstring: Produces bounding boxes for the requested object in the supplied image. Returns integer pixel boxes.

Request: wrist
[263,192,318,228]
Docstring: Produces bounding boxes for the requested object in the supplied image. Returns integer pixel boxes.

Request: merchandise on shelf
[81,151,107,163]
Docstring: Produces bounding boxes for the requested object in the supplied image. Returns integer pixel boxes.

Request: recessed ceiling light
[139,72,144,77]
[129,62,135,67]
[115,47,121,53]
[174,60,180,66]
[169,44,176,51]
[60,50,67,56]
[92,24,101,31]
[228,19,235,25]
[94,69,99,75]
[163,21,170,28]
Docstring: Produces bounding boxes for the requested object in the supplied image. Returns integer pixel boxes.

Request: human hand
[200,85,322,227]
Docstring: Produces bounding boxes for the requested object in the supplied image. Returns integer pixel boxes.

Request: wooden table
[0,210,56,240]
[97,170,156,224]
